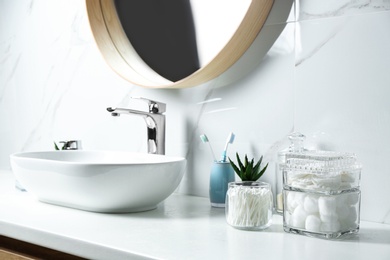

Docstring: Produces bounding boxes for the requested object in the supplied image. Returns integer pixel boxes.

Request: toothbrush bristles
[225,132,235,150]
[200,134,217,161]
[221,132,235,162]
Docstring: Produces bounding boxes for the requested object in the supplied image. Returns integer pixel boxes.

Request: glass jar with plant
[226,153,273,230]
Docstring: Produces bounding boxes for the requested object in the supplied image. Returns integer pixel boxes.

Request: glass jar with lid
[282,151,362,239]
[275,132,307,214]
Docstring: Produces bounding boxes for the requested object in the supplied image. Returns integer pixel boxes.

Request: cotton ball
[320,212,338,223]
[305,215,321,232]
[336,195,353,220]
[319,196,339,223]
[303,195,319,214]
[348,206,358,223]
[287,192,306,214]
[337,192,360,208]
[346,193,360,206]
[318,196,337,216]
[340,207,358,230]
[286,191,298,212]
[291,205,308,229]
[294,192,306,206]
[337,205,351,220]
[336,194,347,208]
[320,220,341,232]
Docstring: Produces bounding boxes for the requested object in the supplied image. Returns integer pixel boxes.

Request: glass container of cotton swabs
[225,182,273,230]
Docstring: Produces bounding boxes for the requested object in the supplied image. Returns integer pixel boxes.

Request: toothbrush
[220,132,235,162]
[200,134,217,161]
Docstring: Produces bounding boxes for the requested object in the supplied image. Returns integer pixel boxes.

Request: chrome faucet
[107,97,166,155]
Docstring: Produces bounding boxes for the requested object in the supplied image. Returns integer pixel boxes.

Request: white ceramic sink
[10,151,186,213]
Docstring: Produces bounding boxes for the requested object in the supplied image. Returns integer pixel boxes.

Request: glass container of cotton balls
[282,151,362,239]
[225,182,273,230]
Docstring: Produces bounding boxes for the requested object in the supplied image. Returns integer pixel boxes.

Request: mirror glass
[86,0,274,88]
[190,0,252,67]
[114,0,251,82]
[114,0,201,82]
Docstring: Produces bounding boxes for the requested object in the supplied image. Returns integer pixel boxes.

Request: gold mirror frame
[86,0,274,89]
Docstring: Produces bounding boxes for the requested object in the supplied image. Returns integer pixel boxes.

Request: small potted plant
[226,153,273,230]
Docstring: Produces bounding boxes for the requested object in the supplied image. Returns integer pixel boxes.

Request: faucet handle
[132,97,166,114]
[58,140,82,150]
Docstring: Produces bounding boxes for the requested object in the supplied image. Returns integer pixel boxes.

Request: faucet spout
[107,100,166,155]
[107,107,152,118]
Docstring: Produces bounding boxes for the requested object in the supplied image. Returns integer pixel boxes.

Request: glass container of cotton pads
[282,151,362,239]
[275,132,307,214]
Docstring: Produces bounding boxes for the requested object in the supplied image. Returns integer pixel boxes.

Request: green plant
[229,153,268,182]
[54,142,65,150]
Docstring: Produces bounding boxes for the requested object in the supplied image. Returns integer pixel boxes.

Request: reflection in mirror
[190,0,252,66]
[86,0,276,88]
[114,0,200,82]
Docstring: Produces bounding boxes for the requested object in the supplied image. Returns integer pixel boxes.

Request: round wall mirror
[86,0,274,89]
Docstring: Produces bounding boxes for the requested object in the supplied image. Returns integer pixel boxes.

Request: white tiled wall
[1,0,389,224]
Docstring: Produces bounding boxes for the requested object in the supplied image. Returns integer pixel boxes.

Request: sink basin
[10,151,186,213]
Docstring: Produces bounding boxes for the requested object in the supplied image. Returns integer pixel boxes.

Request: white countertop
[0,170,389,260]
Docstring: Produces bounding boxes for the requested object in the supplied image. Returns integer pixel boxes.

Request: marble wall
[0,0,389,224]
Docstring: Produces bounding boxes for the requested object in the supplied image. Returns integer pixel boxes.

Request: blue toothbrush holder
[209,161,235,207]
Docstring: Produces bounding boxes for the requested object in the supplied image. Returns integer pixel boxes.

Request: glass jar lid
[282,151,362,194]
